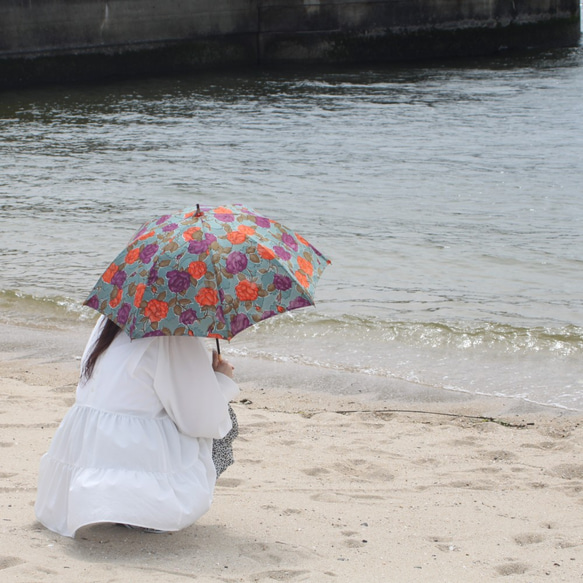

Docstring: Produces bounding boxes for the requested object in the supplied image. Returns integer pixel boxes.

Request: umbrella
[84,204,330,350]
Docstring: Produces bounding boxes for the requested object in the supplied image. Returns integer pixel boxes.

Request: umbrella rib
[199,212,231,340]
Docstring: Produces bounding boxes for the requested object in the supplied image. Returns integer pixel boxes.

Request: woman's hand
[212,350,235,379]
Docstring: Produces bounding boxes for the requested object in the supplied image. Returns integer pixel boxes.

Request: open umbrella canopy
[84,204,330,340]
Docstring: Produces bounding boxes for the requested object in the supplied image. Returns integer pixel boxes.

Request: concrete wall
[0,0,256,53]
[0,0,579,87]
[258,0,581,62]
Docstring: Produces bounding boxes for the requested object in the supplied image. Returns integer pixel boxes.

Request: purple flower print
[230,313,251,335]
[188,233,217,255]
[86,295,99,309]
[288,297,312,310]
[216,306,225,324]
[215,213,235,222]
[144,330,165,337]
[111,270,127,288]
[225,251,248,274]
[117,303,131,325]
[273,274,292,291]
[140,243,159,263]
[162,222,179,232]
[147,266,158,285]
[189,239,208,254]
[260,310,276,321]
[273,246,291,261]
[255,216,270,228]
[281,233,298,252]
[156,215,172,225]
[167,270,191,294]
[179,308,198,325]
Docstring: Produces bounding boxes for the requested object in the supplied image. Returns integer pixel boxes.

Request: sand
[1,324,583,582]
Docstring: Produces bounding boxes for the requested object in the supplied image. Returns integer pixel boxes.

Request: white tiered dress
[35,317,239,538]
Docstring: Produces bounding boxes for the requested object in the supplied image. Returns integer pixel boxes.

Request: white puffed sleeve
[152,336,239,439]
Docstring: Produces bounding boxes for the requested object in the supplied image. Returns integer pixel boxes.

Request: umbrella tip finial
[195,204,203,218]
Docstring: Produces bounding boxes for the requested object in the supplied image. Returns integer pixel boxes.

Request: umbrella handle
[216,338,221,355]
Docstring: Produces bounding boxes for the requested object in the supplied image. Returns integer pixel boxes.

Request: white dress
[35,318,239,538]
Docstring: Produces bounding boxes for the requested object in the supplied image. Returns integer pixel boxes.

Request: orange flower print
[182,227,201,242]
[214,206,233,215]
[295,270,309,289]
[227,231,246,245]
[188,261,207,279]
[195,287,219,307]
[109,288,123,308]
[144,299,169,322]
[235,280,259,302]
[297,256,314,276]
[102,263,118,284]
[138,231,155,241]
[134,283,146,308]
[125,248,140,264]
[257,244,276,260]
[238,225,256,236]
[296,233,309,246]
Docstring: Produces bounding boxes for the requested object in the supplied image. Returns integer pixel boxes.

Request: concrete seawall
[0,0,580,88]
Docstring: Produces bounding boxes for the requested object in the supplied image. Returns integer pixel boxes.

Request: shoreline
[1,324,583,581]
[1,319,579,419]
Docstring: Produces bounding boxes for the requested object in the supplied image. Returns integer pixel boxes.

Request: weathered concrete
[0,0,579,88]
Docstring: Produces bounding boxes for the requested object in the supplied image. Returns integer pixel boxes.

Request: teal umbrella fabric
[84,204,330,341]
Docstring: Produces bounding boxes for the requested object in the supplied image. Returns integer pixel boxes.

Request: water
[1,48,582,410]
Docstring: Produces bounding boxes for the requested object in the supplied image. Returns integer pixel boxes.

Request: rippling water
[1,48,582,410]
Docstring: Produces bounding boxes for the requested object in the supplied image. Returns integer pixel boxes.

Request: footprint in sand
[302,467,330,477]
[250,569,311,581]
[521,441,561,450]
[0,556,25,571]
[343,539,366,548]
[216,478,243,488]
[550,464,583,480]
[341,530,367,548]
[448,479,496,490]
[310,492,350,503]
[514,533,544,546]
[281,508,302,516]
[555,539,579,549]
[479,450,516,462]
[495,562,529,576]
[428,535,453,543]
[239,542,312,568]
[449,438,479,447]
[475,466,503,474]
[333,460,394,481]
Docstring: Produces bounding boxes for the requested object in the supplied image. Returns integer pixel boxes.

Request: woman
[35,316,239,537]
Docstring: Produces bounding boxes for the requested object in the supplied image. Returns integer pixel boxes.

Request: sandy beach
[1,324,583,582]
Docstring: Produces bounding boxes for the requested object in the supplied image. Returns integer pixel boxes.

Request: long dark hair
[82,318,122,380]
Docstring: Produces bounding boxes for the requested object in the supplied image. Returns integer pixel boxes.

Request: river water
[1,46,582,411]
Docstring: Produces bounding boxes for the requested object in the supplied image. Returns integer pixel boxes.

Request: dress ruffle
[35,404,216,537]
